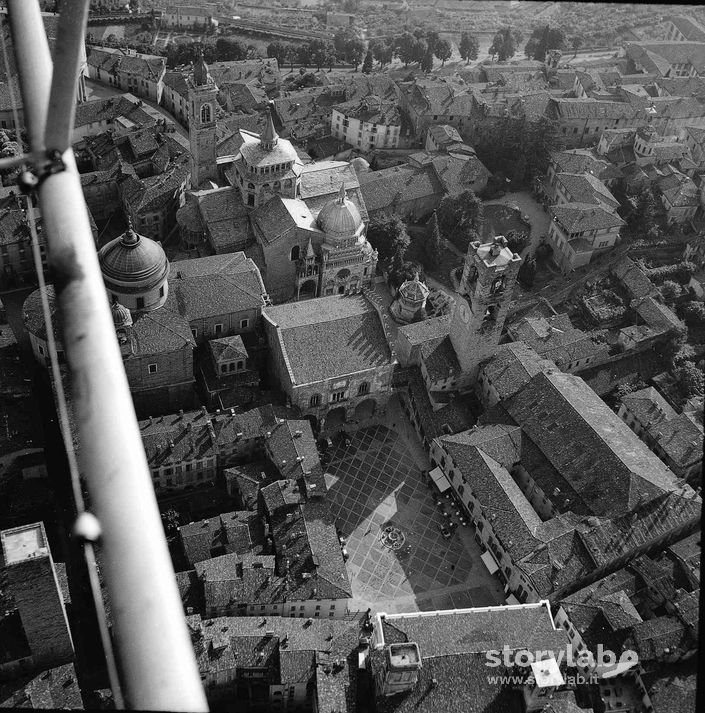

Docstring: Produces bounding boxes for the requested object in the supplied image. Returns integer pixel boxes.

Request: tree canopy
[367,214,411,263]
[459,32,479,63]
[434,38,452,66]
[524,25,567,61]
[437,190,484,251]
[489,26,523,62]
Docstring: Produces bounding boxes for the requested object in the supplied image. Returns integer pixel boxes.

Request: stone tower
[375,643,422,697]
[0,522,74,670]
[187,54,218,188]
[449,235,522,381]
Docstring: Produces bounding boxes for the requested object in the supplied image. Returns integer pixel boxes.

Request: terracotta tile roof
[141,405,278,471]
[179,509,266,567]
[649,413,703,469]
[505,372,679,517]
[550,148,610,177]
[129,305,195,355]
[626,40,705,75]
[398,315,451,346]
[430,153,490,195]
[550,97,641,120]
[332,97,400,125]
[633,296,684,333]
[162,70,189,97]
[611,256,656,299]
[379,603,567,658]
[269,500,352,599]
[187,613,361,700]
[167,251,266,319]
[265,420,322,483]
[0,663,83,710]
[509,314,609,368]
[480,342,558,401]
[641,661,698,713]
[209,335,248,363]
[428,124,462,145]
[623,614,696,662]
[407,79,474,117]
[550,202,625,233]
[407,368,473,440]
[666,15,705,42]
[420,336,460,382]
[440,435,543,559]
[357,163,444,214]
[74,95,156,130]
[87,47,166,83]
[264,294,391,385]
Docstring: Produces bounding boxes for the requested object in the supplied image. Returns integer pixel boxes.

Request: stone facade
[0,523,74,673]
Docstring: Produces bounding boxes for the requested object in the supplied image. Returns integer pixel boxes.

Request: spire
[121,217,139,247]
[337,183,346,205]
[305,236,315,259]
[260,106,278,150]
[193,49,211,87]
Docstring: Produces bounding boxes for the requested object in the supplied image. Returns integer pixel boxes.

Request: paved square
[324,423,505,613]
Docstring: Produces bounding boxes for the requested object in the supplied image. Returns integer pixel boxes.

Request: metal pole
[8,2,208,710]
[46,0,90,153]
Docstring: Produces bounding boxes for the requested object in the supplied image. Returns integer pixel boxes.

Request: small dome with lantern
[317,184,364,240]
[399,274,430,305]
[111,299,133,329]
[98,220,170,312]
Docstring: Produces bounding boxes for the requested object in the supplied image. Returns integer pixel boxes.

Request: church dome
[99,223,169,290]
[317,185,363,238]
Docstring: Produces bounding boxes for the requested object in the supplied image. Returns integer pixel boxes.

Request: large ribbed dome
[99,224,169,289]
[317,184,363,238]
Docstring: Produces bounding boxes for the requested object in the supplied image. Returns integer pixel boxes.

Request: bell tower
[187,54,218,188]
[449,235,522,381]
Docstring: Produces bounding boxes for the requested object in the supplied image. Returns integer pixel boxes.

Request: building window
[148,363,158,374]
[159,285,165,298]
[191,329,197,339]
[331,390,346,403]
[136,297,145,309]
[310,394,320,407]
[236,360,244,371]
[240,318,249,329]
[201,104,212,123]
[214,323,223,335]
[290,245,300,261]
[357,382,370,396]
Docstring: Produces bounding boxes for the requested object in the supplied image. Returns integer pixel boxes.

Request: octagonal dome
[99,223,169,289]
[399,275,429,304]
[317,184,363,238]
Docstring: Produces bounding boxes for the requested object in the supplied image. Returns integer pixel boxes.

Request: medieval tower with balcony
[187,54,218,188]
[449,235,522,382]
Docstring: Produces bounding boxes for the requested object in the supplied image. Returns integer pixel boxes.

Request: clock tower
[449,235,522,381]
[187,54,218,188]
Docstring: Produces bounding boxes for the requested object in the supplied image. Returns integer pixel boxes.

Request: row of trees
[486,24,585,63]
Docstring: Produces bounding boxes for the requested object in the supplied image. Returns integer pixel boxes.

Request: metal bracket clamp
[17,149,66,194]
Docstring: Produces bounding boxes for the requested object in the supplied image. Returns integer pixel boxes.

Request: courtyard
[323,418,506,614]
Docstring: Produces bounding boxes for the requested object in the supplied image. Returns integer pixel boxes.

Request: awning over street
[481,550,499,575]
[429,466,451,493]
